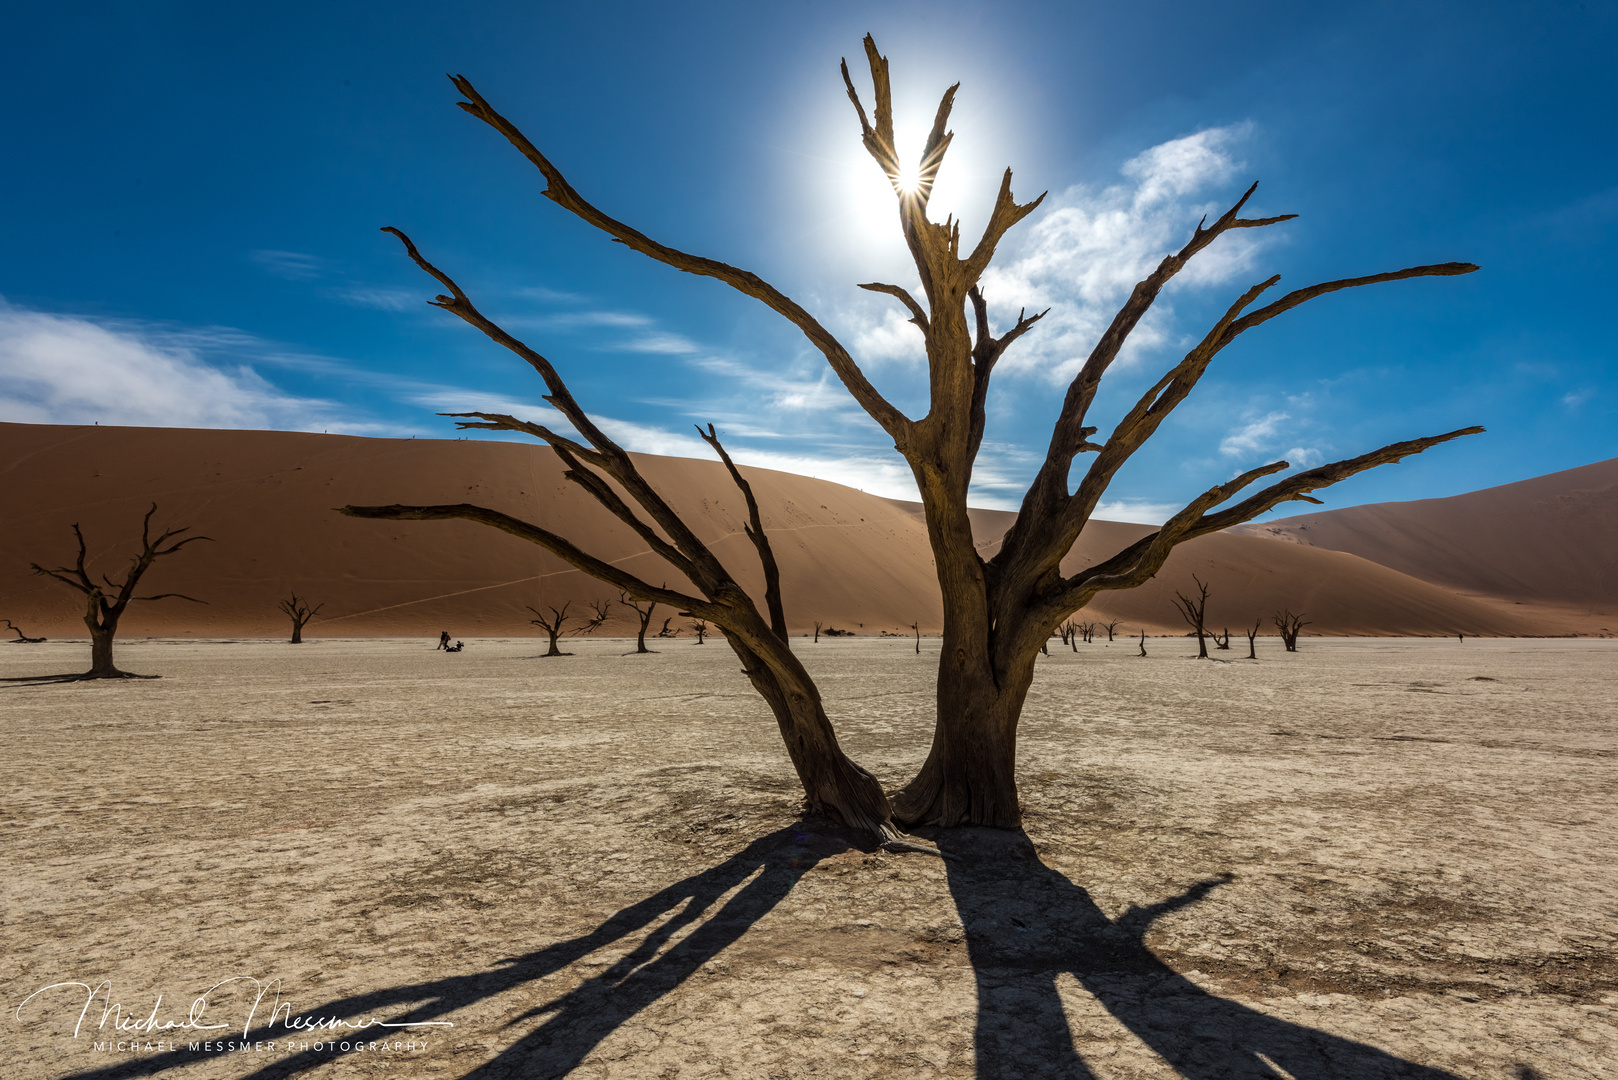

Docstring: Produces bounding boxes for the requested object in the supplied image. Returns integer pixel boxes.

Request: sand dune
[0,422,1602,641]
[1230,457,1618,630]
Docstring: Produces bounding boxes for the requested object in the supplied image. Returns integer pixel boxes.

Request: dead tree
[528,601,580,657]
[620,591,658,653]
[1212,627,1231,650]
[1138,630,1148,657]
[692,619,708,644]
[344,39,1481,833]
[277,593,324,644]
[29,505,209,679]
[656,616,682,638]
[1102,619,1120,642]
[911,621,921,655]
[813,620,823,643]
[1245,618,1262,659]
[1274,609,1310,652]
[583,597,613,633]
[1172,576,1213,660]
[3,620,46,644]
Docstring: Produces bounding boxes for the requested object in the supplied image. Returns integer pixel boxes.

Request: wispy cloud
[971,123,1276,381]
[1091,499,1183,525]
[1219,410,1290,456]
[1562,387,1595,408]
[250,249,326,281]
[620,332,701,355]
[0,300,350,431]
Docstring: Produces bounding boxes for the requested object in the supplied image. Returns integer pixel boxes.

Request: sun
[893,162,923,197]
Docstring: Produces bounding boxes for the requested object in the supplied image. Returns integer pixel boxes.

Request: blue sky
[2,1,1613,520]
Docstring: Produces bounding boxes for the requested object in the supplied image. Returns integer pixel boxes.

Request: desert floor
[1,635,1614,1080]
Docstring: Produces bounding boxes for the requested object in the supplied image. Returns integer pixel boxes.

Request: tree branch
[857,282,929,330]
[444,77,913,443]
[697,424,788,642]
[339,503,718,617]
[134,593,209,604]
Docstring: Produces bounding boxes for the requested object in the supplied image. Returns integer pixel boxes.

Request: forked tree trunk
[290,622,304,644]
[545,628,565,656]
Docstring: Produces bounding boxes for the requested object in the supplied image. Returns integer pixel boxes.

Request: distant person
[438,631,451,650]
[446,640,465,653]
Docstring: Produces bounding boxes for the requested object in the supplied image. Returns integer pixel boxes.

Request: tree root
[1,670,162,684]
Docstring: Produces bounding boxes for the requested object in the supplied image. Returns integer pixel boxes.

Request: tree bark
[88,624,118,676]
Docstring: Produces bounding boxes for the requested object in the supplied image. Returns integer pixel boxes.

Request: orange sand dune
[0,422,1599,642]
[1230,458,1618,631]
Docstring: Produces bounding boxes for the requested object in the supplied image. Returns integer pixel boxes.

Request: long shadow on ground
[931,826,1462,1079]
[52,823,850,1080]
[51,824,1462,1080]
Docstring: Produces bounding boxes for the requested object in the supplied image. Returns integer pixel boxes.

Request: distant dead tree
[1274,609,1310,652]
[911,621,921,654]
[813,620,823,643]
[342,38,1480,834]
[28,504,210,679]
[3,619,46,644]
[691,619,708,644]
[1172,575,1213,660]
[656,616,682,638]
[528,601,584,657]
[1245,618,1262,659]
[1102,619,1120,641]
[1211,626,1231,650]
[277,593,324,644]
[1137,630,1148,657]
[619,591,659,653]
[583,597,613,634]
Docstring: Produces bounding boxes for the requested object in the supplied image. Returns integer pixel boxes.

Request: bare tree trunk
[895,645,1037,828]
[88,624,118,676]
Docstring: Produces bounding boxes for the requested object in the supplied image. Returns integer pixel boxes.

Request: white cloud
[330,285,420,312]
[1091,500,1183,525]
[1562,388,1594,408]
[620,332,701,355]
[1219,410,1290,456]
[0,300,341,430]
[1282,446,1322,468]
[971,123,1275,381]
[852,306,927,365]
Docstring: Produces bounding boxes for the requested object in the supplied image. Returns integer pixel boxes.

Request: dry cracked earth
[1,635,1614,1079]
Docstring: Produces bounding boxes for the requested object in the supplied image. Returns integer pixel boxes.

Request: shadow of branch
[930,827,1464,1080]
[52,823,851,1080]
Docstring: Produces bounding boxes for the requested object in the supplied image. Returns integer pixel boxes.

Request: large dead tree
[342,37,1481,835]
[1274,609,1310,652]
[29,505,209,679]
[277,593,324,644]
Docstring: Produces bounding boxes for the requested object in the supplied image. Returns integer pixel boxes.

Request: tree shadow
[52,822,854,1080]
[928,827,1463,1079]
[1,672,161,685]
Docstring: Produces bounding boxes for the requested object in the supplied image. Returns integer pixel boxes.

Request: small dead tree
[692,619,709,644]
[3,619,46,644]
[1172,576,1213,660]
[1212,627,1231,650]
[656,616,682,638]
[1102,619,1120,642]
[528,601,581,657]
[344,40,1481,834]
[1274,609,1310,652]
[1245,618,1262,659]
[620,591,658,653]
[277,593,324,644]
[1137,630,1148,657]
[583,597,613,633]
[29,505,210,679]
[911,621,921,655]
[813,620,823,643]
